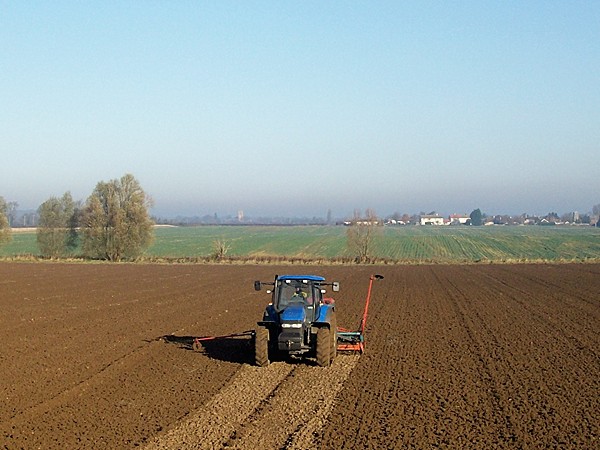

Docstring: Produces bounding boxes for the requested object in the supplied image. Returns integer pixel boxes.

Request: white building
[420,215,445,226]
[449,214,470,225]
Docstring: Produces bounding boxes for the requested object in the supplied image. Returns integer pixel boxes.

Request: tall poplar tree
[469,208,483,226]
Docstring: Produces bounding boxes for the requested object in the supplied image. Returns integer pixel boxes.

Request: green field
[3,225,600,263]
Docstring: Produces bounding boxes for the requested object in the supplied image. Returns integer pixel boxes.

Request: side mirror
[254,281,262,291]
[332,282,340,292]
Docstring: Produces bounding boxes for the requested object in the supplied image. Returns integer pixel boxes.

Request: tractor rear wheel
[329,313,337,363]
[316,327,331,367]
[255,327,269,367]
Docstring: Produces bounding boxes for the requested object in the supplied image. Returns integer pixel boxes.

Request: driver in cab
[291,286,313,304]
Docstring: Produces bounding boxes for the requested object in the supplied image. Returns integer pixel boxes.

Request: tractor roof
[278,275,325,282]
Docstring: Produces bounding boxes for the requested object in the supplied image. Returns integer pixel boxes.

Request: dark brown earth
[0,262,598,449]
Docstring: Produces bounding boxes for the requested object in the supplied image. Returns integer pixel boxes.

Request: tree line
[0,174,154,261]
[2,181,599,263]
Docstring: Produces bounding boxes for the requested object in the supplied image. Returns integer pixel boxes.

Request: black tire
[255,327,269,367]
[329,313,337,363]
[316,327,331,367]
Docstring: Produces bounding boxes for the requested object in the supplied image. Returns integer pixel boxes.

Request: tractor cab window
[311,285,323,304]
[276,280,315,310]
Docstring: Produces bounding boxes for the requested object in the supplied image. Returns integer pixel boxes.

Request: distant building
[11,210,39,228]
[385,219,406,226]
[449,214,470,225]
[420,215,445,226]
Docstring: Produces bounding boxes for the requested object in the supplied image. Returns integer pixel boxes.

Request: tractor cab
[274,276,324,321]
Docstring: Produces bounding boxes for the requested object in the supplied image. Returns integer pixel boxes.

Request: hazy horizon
[2,2,599,219]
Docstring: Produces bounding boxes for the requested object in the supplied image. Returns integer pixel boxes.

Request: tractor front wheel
[255,327,269,367]
[316,327,331,367]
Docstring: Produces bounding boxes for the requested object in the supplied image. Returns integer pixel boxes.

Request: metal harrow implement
[336,274,384,353]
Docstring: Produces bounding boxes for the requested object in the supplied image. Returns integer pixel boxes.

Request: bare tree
[346,208,382,263]
[0,196,12,245]
[211,237,231,260]
[81,174,154,261]
[36,192,77,258]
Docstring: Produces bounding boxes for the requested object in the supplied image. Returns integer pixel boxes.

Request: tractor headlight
[281,323,302,328]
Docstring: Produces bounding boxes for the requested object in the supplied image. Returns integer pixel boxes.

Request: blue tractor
[253,275,339,367]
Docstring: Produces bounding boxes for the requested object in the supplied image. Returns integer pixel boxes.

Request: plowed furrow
[476,268,600,359]
[0,340,150,425]
[143,362,293,450]
[494,265,599,310]
[227,355,359,450]
[430,267,521,445]
[144,355,359,450]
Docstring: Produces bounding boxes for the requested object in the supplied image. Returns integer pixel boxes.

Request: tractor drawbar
[192,330,255,352]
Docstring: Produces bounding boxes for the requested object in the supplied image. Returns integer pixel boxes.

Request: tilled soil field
[0,262,598,449]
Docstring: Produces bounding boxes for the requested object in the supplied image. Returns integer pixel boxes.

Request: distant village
[8,208,600,228]
[382,211,597,227]
[155,209,600,227]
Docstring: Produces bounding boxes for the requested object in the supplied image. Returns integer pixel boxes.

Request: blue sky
[2,1,599,218]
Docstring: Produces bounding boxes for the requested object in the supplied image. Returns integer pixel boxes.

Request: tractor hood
[279,304,306,323]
